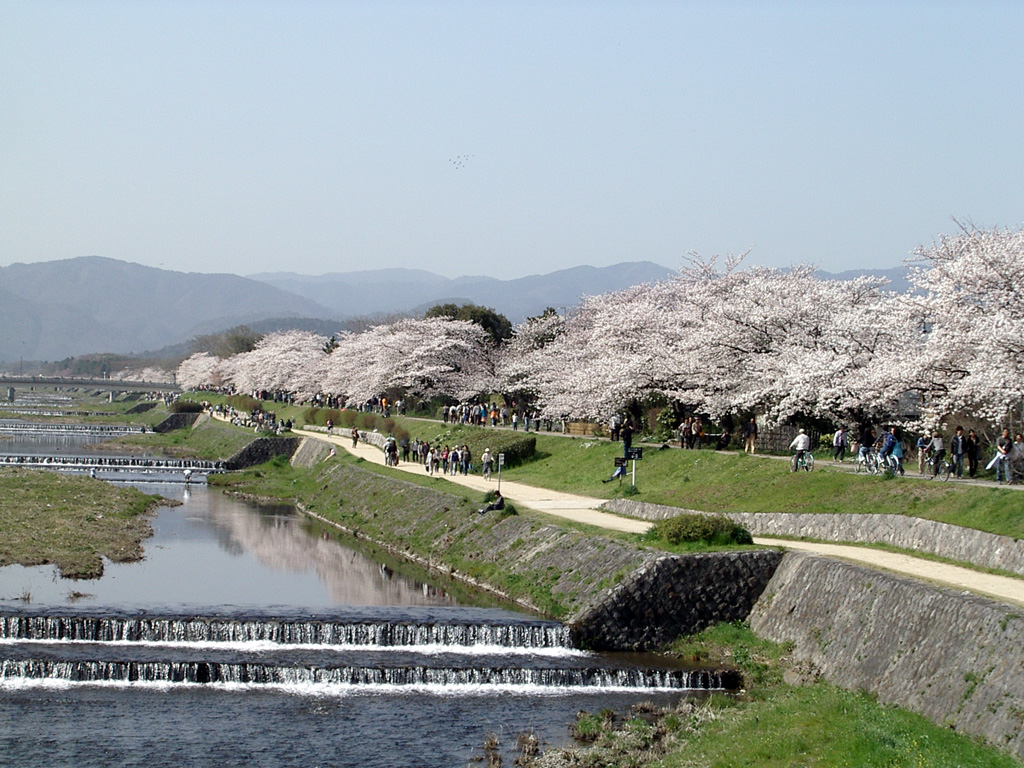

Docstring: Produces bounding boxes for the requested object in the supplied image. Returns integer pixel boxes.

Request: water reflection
[0,483,460,612]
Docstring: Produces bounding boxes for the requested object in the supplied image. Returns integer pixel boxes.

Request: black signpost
[612,447,642,486]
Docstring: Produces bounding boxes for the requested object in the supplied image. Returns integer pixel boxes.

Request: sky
[2,1,1023,280]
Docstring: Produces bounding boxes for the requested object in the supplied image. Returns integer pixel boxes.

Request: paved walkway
[296,428,1024,607]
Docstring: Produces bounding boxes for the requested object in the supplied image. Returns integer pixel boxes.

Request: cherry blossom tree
[114,366,175,383]
[176,352,226,391]
[322,317,498,404]
[172,227,1023,431]
[218,330,329,399]
[907,224,1024,424]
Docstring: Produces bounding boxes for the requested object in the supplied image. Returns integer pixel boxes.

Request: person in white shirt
[789,429,811,470]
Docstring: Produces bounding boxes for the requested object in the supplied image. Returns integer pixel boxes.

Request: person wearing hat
[789,428,811,471]
[481,447,494,480]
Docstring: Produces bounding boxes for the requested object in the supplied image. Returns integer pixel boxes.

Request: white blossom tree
[907,224,1024,424]
[176,352,225,391]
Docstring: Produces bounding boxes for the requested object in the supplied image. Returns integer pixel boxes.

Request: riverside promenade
[295,427,1024,608]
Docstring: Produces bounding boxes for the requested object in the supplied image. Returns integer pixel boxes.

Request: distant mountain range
[0,257,675,363]
[247,262,677,323]
[0,256,912,364]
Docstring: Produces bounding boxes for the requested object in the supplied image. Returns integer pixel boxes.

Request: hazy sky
[2,1,1022,279]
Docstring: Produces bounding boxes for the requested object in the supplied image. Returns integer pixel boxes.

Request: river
[0,419,711,767]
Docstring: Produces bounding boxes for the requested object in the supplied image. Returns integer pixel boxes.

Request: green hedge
[227,394,261,413]
[649,513,753,546]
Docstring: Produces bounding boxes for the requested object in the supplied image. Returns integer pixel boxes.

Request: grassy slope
[107,416,257,460]
[526,623,1022,768]
[182,392,1024,539]
[502,434,1024,539]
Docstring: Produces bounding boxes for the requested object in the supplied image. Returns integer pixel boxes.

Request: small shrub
[650,513,753,546]
[227,394,261,413]
[572,712,604,743]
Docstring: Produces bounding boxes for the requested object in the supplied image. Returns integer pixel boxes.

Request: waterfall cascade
[0,612,739,692]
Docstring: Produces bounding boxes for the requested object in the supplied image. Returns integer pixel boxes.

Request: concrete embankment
[284,452,778,649]
[285,435,1024,757]
[602,499,1024,577]
[752,552,1024,759]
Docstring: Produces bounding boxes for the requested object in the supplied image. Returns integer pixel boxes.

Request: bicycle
[876,452,902,477]
[790,452,814,472]
[855,449,877,475]
[927,454,952,481]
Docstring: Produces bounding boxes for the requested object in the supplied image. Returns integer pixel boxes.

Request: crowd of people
[833,423,1023,482]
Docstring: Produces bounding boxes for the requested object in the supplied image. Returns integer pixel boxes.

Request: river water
[0,422,709,767]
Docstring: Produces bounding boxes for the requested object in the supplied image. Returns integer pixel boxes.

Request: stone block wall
[290,437,333,468]
[751,552,1024,759]
[570,550,783,651]
[224,437,301,470]
[153,412,199,433]
[602,499,1024,577]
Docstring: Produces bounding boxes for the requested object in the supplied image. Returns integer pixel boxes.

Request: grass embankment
[0,468,167,579]
[0,391,172,428]
[212,452,641,617]
[104,415,257,460]
[512,622,1022,768]
[503,433,1024,539]
[181,392,1024,539]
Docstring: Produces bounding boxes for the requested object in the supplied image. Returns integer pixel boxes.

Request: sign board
[498,453,505,466]
[625,447,643,461]
[614,457,627,467]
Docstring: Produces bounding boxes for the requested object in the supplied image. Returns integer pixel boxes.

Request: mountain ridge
[0,257,675,362]
[1,256,909,364]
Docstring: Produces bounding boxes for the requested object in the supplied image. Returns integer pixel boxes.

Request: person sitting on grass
[478,492,504,515]
[602,464,627,483]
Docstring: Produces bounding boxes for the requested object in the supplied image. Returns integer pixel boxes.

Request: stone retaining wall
[751,552,1024,759]
[153,412,199,433]
[289,459,780,650]
[571,550,783,651]
[601,499,1024,577]
[290,437,333,468]
[224,437,301,470]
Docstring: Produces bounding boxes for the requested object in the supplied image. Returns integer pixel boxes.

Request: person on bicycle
[924,430,946,478]
[857,425,875,464]
[876,427,897,471]
[891,427,906,475]
[789,429,811,470]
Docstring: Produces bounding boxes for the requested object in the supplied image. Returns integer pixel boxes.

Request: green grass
[106,416,256,460]
[499,435,1024,540]
[185,392,1024,540]
[0,468,166,579]
[524,622,1022,768]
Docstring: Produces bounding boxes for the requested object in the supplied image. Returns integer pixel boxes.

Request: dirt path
[297,428,1024,607]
